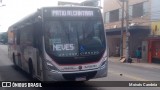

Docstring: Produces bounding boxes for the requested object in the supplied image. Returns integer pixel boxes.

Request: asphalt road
[0,45,160,90]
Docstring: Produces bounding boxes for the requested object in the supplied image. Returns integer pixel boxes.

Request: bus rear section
[42,7,108,81]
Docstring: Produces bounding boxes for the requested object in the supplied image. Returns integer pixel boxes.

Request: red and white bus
[8,6,108,81]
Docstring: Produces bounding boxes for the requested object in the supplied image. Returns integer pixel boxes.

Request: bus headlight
[102,56,107,61]
[46,60,58,71]
[100,57,107,68]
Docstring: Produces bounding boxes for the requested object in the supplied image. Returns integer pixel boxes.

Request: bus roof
[8,6,101,32]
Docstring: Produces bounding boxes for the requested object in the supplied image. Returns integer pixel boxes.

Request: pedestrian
[135,47,141,63]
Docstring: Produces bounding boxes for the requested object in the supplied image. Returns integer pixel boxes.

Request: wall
[151,0,160,21]
[107,35,121,56]
[129,29,150,57]
[104,0,148,12]
[151,21,160,35]
[103,0,151,30]
[150,0,160,36]
[142,41,148,62]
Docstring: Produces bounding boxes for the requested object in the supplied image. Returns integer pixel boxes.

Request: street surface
[0,45,160,90]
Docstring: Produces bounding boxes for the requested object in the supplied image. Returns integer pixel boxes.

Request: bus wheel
[13,54,17,68]
[18,54,22,67]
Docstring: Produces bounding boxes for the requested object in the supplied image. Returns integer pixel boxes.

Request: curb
[108,58,160,70]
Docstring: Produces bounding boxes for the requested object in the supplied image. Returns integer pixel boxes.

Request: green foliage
[0,32,8,44]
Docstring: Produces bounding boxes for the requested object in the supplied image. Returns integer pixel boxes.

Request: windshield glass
[45,20,106,57]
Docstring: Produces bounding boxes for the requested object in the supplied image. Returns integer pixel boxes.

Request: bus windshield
[45,20,106,57]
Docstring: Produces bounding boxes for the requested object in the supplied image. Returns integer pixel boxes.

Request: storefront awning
[106,26,150,35]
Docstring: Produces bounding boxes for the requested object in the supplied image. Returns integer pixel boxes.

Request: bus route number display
[52,10,94,17]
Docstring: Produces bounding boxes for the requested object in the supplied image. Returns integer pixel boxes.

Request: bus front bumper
[44,63,108,81]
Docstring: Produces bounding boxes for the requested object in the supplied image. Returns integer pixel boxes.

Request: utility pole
[119,0,129,62]
[120,1,124,58]
[125,0,129,62]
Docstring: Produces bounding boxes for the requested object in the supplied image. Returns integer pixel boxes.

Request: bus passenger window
[16,30,20,45]
[20,26,33,46]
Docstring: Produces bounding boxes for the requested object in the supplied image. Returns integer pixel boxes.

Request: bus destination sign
[51,10,94,17]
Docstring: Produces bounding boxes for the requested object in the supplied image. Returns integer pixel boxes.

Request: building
[147,0,160,63]
[58,1,80,6]
[58,0,101,7]
[103,0,151,59]
[104,0,160,63]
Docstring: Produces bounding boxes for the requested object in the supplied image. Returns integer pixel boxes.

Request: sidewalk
[108,57,160,70]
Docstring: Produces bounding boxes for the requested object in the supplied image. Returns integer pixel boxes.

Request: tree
[81,0,99,7]
[0,32,8,44]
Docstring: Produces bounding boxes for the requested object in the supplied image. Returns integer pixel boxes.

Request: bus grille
[62,71,97,81]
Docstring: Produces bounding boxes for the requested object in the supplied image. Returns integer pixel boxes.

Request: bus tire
[17,54,22,67]
[13,54,17,68]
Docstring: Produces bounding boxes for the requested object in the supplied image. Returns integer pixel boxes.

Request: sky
[0,0,91,32]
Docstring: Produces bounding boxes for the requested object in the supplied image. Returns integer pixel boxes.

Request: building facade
[147,0,160,63]
[104,0,160,63]
[103,0,151,59]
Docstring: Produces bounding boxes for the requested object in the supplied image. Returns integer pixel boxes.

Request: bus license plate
[75,77,86,81]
